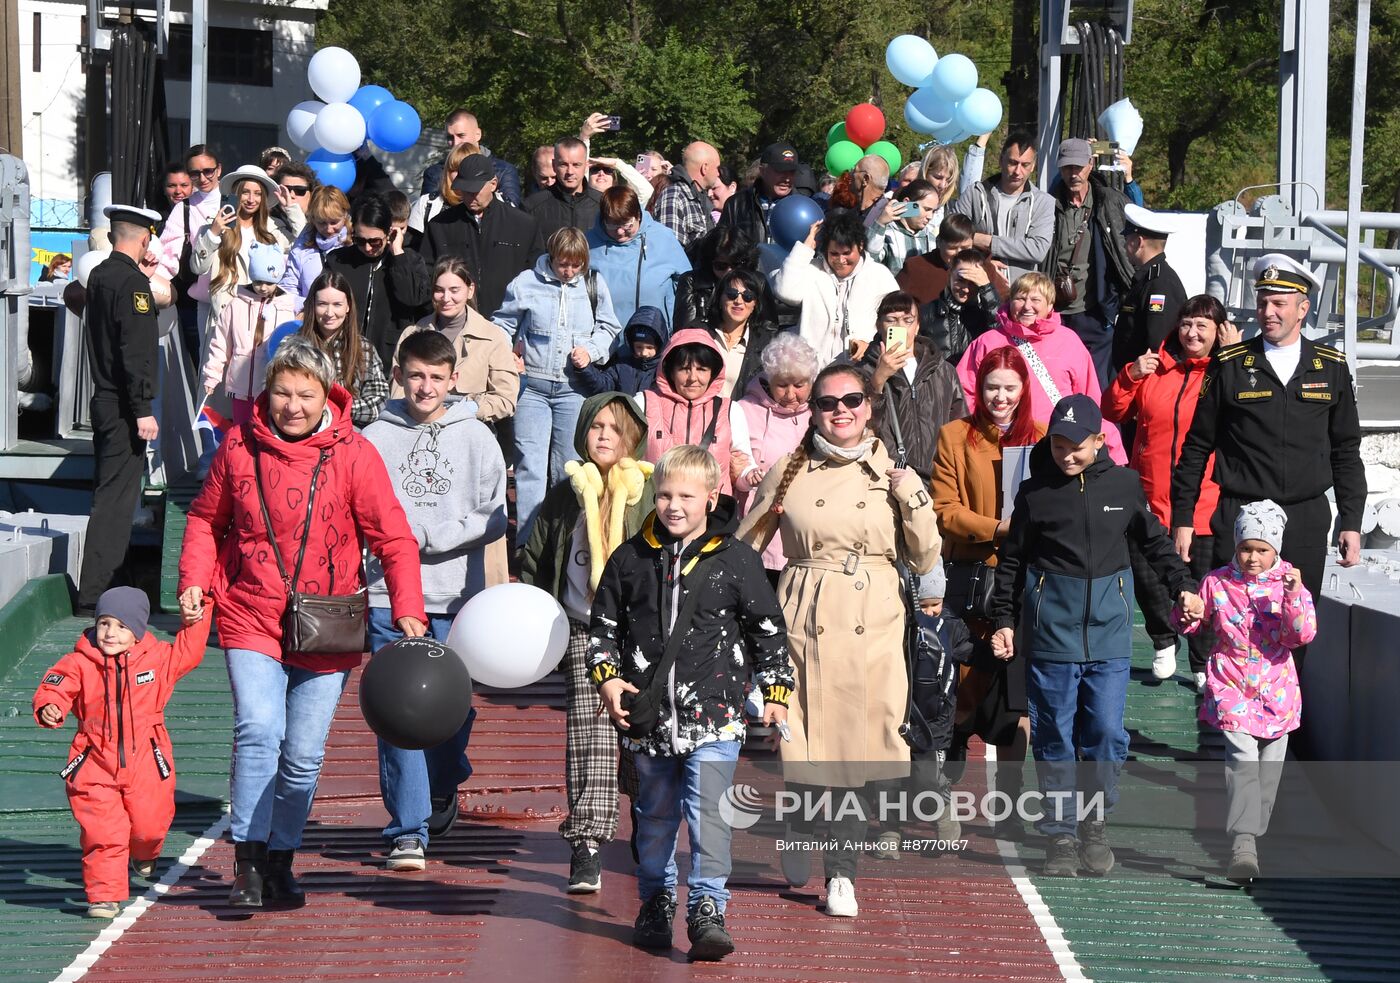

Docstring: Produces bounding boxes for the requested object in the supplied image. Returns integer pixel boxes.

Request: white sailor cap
[1122,203,1173,238]
[102,204,164,234]
[1252,253,1320,295]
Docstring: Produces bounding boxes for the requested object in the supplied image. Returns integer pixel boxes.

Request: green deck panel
[1026,627,1400,982]
[159,479,202,614]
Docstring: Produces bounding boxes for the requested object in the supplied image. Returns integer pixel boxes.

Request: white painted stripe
[51,812,230,983]
[985,743,1092,983]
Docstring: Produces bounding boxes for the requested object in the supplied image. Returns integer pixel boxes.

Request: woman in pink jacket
[731,332,817,580]
[639,328,740,494]
[202,242,301,423]
[957,272,1125,463]
[1177,500,1316,884]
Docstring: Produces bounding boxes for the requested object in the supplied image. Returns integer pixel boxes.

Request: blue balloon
[368,100,422,153]
[265,321,301,357]
[929,53,978,104]
[770,194,826,252]
[907,86,955,133]
[306,148,356,192]
[886,35,938,88]
[955,88,1004,136]
[348,84,394,120]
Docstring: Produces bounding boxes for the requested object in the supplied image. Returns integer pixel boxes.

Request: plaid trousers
[560,619,636,847]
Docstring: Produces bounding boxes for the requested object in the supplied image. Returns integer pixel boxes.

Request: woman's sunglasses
[723,287,755,303]
[189,166,218,179]
[813,392,866,412]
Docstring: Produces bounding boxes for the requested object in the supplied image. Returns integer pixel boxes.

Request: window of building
[167,119,279,172]
[166,25,273,87]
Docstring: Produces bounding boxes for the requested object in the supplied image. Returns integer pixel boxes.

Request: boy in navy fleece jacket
[989,394,1202,878]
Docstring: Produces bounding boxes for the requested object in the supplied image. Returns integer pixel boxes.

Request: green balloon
[825,140,864,176]
[826,121,849,148]
[866,140,903,174]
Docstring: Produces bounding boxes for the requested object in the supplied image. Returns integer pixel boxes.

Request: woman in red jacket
[1102,295,1236,690]
[178,337,426,910]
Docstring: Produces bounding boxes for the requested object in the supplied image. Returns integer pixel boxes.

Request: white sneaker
[825,876,858,918]
[1151,642,1178,680]
[1194,671,1207,694]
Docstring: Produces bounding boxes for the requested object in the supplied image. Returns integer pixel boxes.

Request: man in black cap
[418,154,544,318]
[77,205,164,612]
[718,142,802,247]
[1046,138,1134,390]
[1111,203,1187,372]
[1172,252,1365,606]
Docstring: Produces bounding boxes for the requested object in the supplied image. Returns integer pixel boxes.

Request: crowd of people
[37,108,1368,962]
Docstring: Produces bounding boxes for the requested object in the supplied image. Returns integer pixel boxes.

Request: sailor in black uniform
[76,205,164,611]
[1171,252,1365,603]
[1112,203,1187,373]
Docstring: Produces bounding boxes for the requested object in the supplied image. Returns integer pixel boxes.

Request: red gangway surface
[72,673,1063,983]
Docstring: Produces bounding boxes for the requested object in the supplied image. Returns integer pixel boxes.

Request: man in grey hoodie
[363,329,509,873]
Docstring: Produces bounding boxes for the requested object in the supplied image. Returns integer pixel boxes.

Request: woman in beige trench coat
[738,360,940,919]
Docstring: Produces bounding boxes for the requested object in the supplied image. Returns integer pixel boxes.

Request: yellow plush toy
[565,457,654,591]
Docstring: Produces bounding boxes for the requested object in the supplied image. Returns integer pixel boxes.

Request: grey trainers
[1079,820,1115,876]
[86,901,120,919]
[1044,835,1081,877]
[1227,833,1260,883]
[386,835,426,872]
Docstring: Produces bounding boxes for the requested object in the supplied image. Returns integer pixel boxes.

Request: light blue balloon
[907,86,955,131]
[348,84,394,120]
[955,88,1004,136]
[306,148,357,192]
[885,35,938,88]
[929,53,978,104]
[930,115,965,144]
[368,101,422,153]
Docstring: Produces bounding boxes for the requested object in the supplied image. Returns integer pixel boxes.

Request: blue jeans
[633,740,741,915]
[1026,658,1130,838]
[513,375,585,543]
[226,648,349,849]
[369,607,476,845]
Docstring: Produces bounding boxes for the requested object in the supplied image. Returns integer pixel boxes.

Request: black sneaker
[686,896,734,961]
[1043,835,1081,877]
[567,842,602,894]
[1078,820,1115,876]
[427,793,459,838]
[632,890,676,949]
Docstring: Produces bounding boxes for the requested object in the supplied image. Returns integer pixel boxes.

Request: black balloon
[359,637,473,750]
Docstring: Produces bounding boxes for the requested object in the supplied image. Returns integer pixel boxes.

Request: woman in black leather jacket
[673,226,758,328]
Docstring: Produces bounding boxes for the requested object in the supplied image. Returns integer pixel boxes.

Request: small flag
[194,399,233,451]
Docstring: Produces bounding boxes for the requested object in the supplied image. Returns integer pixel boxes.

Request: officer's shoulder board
[1214,343,1249,363]
[1313,344,1347,364]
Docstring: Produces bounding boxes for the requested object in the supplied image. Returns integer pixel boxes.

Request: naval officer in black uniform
[76,205,164,611]
[1112,203,1187,373]
[1171,252,1365,603]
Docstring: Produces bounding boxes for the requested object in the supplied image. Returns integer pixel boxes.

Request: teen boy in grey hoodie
[363,329,508,873]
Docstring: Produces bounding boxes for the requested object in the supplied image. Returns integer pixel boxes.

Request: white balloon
[314,102,367,156]
[286,100,325,152]
[446,583,568,689]
[74,250,107,287]
[306,46,361,105]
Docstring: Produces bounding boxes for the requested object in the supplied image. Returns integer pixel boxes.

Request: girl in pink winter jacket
[202,242,300,425]
[1177,499,1317,884]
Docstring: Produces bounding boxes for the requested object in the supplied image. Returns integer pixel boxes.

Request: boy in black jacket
[989,395,1202,878]
[575,306,665,397]
[590,444,793,961]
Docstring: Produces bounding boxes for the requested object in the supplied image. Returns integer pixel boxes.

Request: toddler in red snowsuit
[33,586,211,918]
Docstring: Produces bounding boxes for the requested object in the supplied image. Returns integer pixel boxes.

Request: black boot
[263,849,306,907]
[228,841,267,907]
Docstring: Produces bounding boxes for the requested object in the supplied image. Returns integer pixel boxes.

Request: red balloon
[844,103,886,149]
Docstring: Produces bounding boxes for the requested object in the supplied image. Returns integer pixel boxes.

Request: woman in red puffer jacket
[1103,295,1237,689]
[178,337,426,911]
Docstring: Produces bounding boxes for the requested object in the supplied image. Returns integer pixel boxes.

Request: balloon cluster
[825,105,902,178]
[285,47,423,193]
[885,35,1003,145]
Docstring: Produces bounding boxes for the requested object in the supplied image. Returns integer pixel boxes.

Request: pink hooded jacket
[734,374,811,570]
[1179,559,1317,739]
[956,306,1126,463]
[644,328,734,494]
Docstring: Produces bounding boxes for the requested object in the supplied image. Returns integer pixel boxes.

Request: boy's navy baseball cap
[1047,393,1102,443]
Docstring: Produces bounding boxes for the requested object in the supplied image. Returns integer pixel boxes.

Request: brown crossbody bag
[252,445,368,654]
